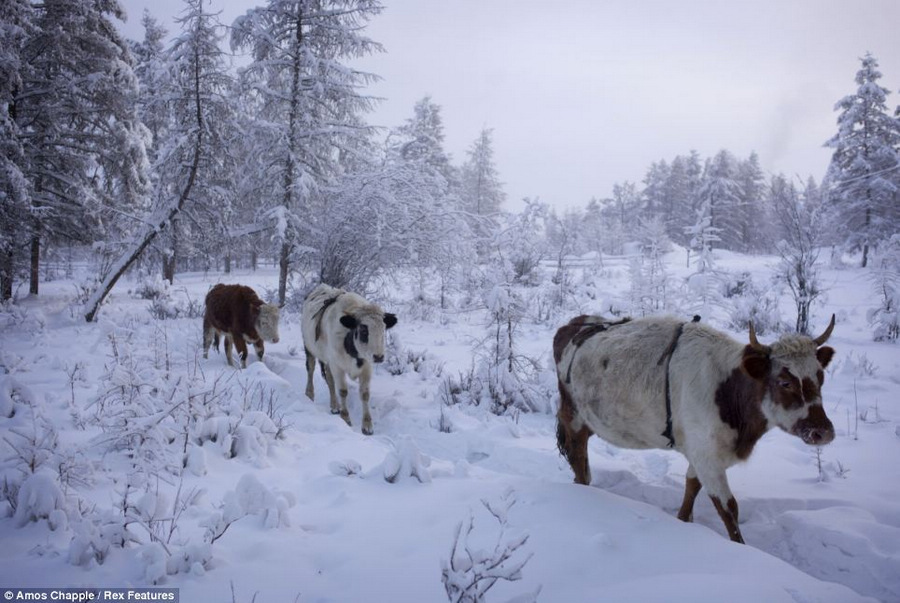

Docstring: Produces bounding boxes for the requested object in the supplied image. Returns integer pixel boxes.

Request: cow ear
[340,315,358,329]
[383,313,397,329]
[741,345,770,380]
[816,346,835,369]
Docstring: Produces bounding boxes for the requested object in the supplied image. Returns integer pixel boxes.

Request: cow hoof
[330,408,342,415]
[362,425,374,436]
[340,411,351,426]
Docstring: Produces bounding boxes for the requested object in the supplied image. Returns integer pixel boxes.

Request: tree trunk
[162,222,177,284]
[224,252,231,274]
[278,242,290,306]
[1,246,13,301]
[29,226,39,296]
[84,29,204,322]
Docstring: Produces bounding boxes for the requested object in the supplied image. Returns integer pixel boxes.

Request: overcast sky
[117,0,900,210]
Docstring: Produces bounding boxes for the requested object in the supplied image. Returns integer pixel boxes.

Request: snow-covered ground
[1,250,898,602]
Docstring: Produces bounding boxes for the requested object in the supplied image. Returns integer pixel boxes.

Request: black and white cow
[301,284,397,435]
[554,314,836,543]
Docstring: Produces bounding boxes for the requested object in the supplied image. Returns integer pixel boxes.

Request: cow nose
[806,427,835,446]
[373,354,384,363]
[272,337,279,344]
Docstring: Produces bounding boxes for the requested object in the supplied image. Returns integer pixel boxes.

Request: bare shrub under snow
[441,490,540,603]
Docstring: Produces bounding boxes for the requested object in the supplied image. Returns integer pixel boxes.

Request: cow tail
[556,381,577,463]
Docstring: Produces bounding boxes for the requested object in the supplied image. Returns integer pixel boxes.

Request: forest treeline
[1,1,898,321]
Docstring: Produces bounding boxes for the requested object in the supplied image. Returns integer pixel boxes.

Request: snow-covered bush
[13,470,66,528]
[867,235,900,342]
[133,274,170,300]
[385,332,443,378]
[373,436,432,484]
[724,272,783,335]
[441,490,540,603]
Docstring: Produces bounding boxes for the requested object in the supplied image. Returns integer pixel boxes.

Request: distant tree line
[1,0,898,319]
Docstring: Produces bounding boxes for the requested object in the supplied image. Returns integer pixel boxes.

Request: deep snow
[1,249,898,602]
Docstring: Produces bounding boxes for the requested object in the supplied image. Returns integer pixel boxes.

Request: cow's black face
[341,311,395,364]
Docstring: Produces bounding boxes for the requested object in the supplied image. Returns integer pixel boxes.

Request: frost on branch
[441,491,541,603]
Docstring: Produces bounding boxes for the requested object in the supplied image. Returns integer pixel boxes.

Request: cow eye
[778,380,792,389]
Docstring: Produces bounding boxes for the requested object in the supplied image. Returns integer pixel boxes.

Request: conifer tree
[825,53,900,267]
[231,0,383,305]
[0,0,34,299]
[17,0,150,296]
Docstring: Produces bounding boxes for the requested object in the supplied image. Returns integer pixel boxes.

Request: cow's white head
[340,308,397,364]
[742,315,836,446]
[256,304,281,343]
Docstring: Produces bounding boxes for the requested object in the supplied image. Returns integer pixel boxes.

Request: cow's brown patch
[677,476,702,522]
[771,368,804,410]
[711,496,744,543]
[714,367,769,459]
[816,346,835,368]
[556,379,594,485]
[552,315,591,364]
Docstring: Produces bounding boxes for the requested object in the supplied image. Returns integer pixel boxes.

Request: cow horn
[748,321,767,351]
[813,314,836,346]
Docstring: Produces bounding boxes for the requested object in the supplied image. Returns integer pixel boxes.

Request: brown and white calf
[301,284,397,435]
[554,314,836,543]
[203,284,280,368]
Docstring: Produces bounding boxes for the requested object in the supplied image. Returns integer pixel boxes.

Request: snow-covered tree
[825,53,900,267]
[665,151,703,246]
[459,127,505,253]
[599,181,640,255]
[631,217,671,315]
[770,175,824,334]
[231,0,383,305]
[641,159,670,225]
[159,0,236,281]
[0,0,34,300]
[698,150,742,250]
[734,152,767,253]
[867,234,900,341]
[389,96,457,194]
[684,199,722,313]
[17,0,151,296]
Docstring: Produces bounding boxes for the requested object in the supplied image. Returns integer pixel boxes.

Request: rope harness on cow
[313,293,343,341]
[563,317,632,385]
[656,315,701,448]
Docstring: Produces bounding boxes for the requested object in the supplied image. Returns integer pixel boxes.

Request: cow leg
[322,364,345,422]
[223,334,235,367]
[360,363,374,436]
[304,348,316,400]
[332,367,352,427]
[202,318,214,359]
[233,336,250,369]
[694,464,744,543]
[556,382,592,485]
[253,339,265,362]
[677,465,703,522]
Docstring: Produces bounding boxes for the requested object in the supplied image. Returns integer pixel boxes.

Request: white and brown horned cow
[554,313,836,543]
[301,284,397,435]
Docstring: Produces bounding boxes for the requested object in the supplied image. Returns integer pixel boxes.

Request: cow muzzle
[792,405,835,446]
[373,354,385,364]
